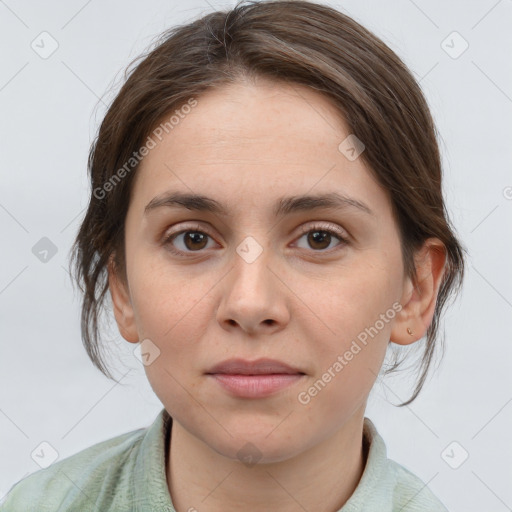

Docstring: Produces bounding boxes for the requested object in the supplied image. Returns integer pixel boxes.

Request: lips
[206,358,305,398]
[206,358,305,376]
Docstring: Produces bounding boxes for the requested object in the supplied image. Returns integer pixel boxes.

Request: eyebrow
[144,191,374,217]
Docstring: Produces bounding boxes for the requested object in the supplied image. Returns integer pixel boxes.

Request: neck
[166,409,367,512]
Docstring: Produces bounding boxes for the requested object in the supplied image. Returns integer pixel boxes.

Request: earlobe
[108,257,139,344]
[390,238,447,346]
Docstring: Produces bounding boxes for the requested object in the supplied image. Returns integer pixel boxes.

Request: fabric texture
[0,408,448,511]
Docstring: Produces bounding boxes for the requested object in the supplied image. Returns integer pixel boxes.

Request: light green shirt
[0,408,448,511]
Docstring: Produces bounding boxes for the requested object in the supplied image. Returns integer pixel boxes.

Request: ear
[390,238,447,345]
[108,256,139,344]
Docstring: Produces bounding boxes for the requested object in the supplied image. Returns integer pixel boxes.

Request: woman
[1,1,465,510]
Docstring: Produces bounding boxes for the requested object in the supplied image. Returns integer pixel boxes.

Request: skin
[108,77,446,512]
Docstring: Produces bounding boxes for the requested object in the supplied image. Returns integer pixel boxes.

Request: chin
[208,428,304,466]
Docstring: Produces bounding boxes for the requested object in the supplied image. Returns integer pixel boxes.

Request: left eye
[294,225,348,252]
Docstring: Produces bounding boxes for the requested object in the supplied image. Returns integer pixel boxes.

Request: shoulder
[0,425,147,512]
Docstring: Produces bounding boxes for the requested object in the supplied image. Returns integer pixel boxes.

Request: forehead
[130,79,389,218]
[161,79,347,160]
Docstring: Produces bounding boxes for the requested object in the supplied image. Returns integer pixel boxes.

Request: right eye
[162,224,218,256]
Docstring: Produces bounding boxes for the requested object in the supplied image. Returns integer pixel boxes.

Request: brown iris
[183,231,209,251]
[307,230,332,250]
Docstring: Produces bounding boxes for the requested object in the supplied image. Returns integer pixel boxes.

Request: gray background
[1,0,511,510]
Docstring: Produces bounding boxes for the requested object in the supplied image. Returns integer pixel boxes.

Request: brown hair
[69,0,466,406]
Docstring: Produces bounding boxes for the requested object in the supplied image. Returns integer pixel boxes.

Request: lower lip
[208,374,304,398]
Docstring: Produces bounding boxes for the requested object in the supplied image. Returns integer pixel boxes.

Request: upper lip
[206,358,305,375]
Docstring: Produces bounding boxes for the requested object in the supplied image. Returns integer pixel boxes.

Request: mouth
[206,357,306,376]
[205,358,306,398]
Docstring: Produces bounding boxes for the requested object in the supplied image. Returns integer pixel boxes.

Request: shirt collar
[132,409,391,511]
[337,417,394,511]
[132,407,175,511]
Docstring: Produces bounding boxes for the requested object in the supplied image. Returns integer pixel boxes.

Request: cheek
[298,255,400,395]
[307,258,399,342]
[131,268,215,415]
[127,247,213,337]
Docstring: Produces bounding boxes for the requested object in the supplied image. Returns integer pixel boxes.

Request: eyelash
[161,222,349,257]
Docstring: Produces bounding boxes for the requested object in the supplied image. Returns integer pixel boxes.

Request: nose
[216,244,291,335]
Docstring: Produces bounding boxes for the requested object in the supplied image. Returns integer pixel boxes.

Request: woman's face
[111,79,414,462]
